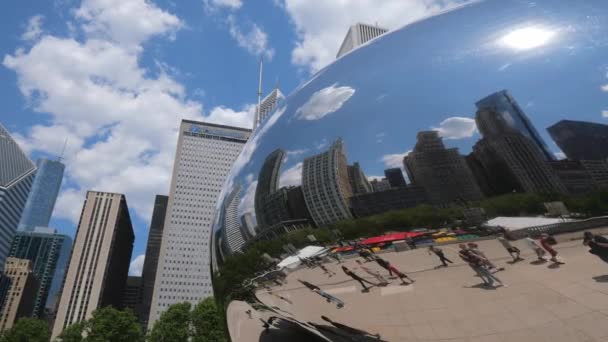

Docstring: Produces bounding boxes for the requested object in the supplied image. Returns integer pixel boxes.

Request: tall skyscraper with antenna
[253,58,284,131]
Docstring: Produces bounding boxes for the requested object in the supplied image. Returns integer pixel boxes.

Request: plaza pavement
[254,234,608,342]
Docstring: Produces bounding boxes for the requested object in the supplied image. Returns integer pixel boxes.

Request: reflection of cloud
[129,254,145,276]
[295,84,355,120]
[367,175,384,182]
[432,117,477,140]
[554,151,566,160]
[602,110,608,118]
[381,150,411,168]
[238,179,257,216]
[285,148,308,162]
[602,85,608,92]
[279,162,303,188]
[314,138,328,150]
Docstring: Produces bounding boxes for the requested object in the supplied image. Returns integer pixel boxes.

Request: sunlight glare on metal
[501,26,555,50]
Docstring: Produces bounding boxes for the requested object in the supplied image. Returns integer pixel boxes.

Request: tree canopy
[0,318,49,342]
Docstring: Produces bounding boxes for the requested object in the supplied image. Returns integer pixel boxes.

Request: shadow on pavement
[592,275,608,283]
[259,319,328,342]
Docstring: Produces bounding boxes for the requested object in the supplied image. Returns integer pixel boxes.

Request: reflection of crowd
[253,230,608,339]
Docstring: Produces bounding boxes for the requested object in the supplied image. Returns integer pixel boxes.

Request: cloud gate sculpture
[213,0,608,340]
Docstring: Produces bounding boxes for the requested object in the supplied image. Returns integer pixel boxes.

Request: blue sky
[1,0,474,274]
[4,0,607,275]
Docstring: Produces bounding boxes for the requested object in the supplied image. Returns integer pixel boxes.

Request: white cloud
[602,84,608,92]
[129,254,145,276]
[22,15,44,42]
[602,110,608,118]
[75,0,183,48]
[295,84,355,120]
[226,15,274,59]
[277,0,468,72]
[279,162,303,188]
[367,175,384,182]
[381,150,411,168]
[204,0,242,11]
[4,0,249,224]
[432,116,477,140]
[238,178,257,216]
[207,104,255,128]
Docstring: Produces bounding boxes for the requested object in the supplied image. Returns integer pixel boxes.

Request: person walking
[355,259,389,286]
[298,279,345,308]
[428,245,453,267]
[342,266,378,292]
[497,235,523,262]
[374,257,414,285]
[583,231,608,263]
[540,233,564,264]
[458,244,504,288]
[525,235,547,261]
[467,242,498,271]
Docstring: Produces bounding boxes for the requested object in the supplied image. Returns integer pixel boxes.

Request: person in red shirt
[540,233,564,264]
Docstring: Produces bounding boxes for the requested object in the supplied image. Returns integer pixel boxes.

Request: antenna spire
[254,57,263,131]
[58,138,68,162]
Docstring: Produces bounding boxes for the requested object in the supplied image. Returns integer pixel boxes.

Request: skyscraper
[0,258,38,332]
[336,23,389,58]
[240,213,256,238]
[547,120,608,161]
[370,178,391,192]
[52,191,134,339]
[148,120,250,328]
[475,90,554,161]
[384,168,407,188]
[140,195,168,328]
[17,158,64,232]
[9,227,72,319]
[302,139,353,227]
[348,162,373,194]
[220,184,246,254]
[255,149,285,228]
[122,276,143,317]
[404,131,483,205]
[0,123,36,271]
[474,108,566,194]
[254,88,284,130]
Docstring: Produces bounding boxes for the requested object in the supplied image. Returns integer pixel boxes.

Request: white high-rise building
[336,23,388,58]
[254,88,284,130]
[148,120,250,328]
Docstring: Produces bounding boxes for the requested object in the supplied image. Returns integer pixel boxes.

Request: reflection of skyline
[220,89,608,255]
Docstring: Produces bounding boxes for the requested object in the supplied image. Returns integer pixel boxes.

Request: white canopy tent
[277,245,328,269]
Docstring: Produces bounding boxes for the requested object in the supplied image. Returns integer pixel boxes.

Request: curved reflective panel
[213,0,608,340]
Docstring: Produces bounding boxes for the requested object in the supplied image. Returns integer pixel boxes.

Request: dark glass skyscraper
[547,120,608,161]
[254,149,285,228]
[18,158,64,232]
[140,195,167,328]
[476,90,555,161]
[384,168,407,188]
[0,123,36,271]
[8,227,71,318]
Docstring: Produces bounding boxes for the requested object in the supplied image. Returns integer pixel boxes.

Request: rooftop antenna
[58,137,68,162]
[254,57,263,131]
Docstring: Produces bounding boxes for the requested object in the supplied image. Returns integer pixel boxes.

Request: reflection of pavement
[256,238,608,341]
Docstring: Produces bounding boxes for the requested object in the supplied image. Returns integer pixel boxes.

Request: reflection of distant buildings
[472,106,566,195]
[384,168,407,188]
[370,178,391,192]
[476,90,555,161]
[404,131,483,206]
[255,149,285,227]
[302,139,354,227]
[348,162,373,194]
[547,120,608,161]
[240,213,256,240]
[221,185,247,255]
[351,185,428,217]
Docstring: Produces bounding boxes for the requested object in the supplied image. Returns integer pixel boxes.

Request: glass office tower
[18,158,65,232]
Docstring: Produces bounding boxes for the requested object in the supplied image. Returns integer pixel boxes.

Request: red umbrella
[361,232,424,245]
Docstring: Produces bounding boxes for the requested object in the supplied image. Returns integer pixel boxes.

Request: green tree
[191,298,227,342]
[56,322,85,342]
[0,317,49,342]
[148,302,192,342]
[85,307,143,342]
